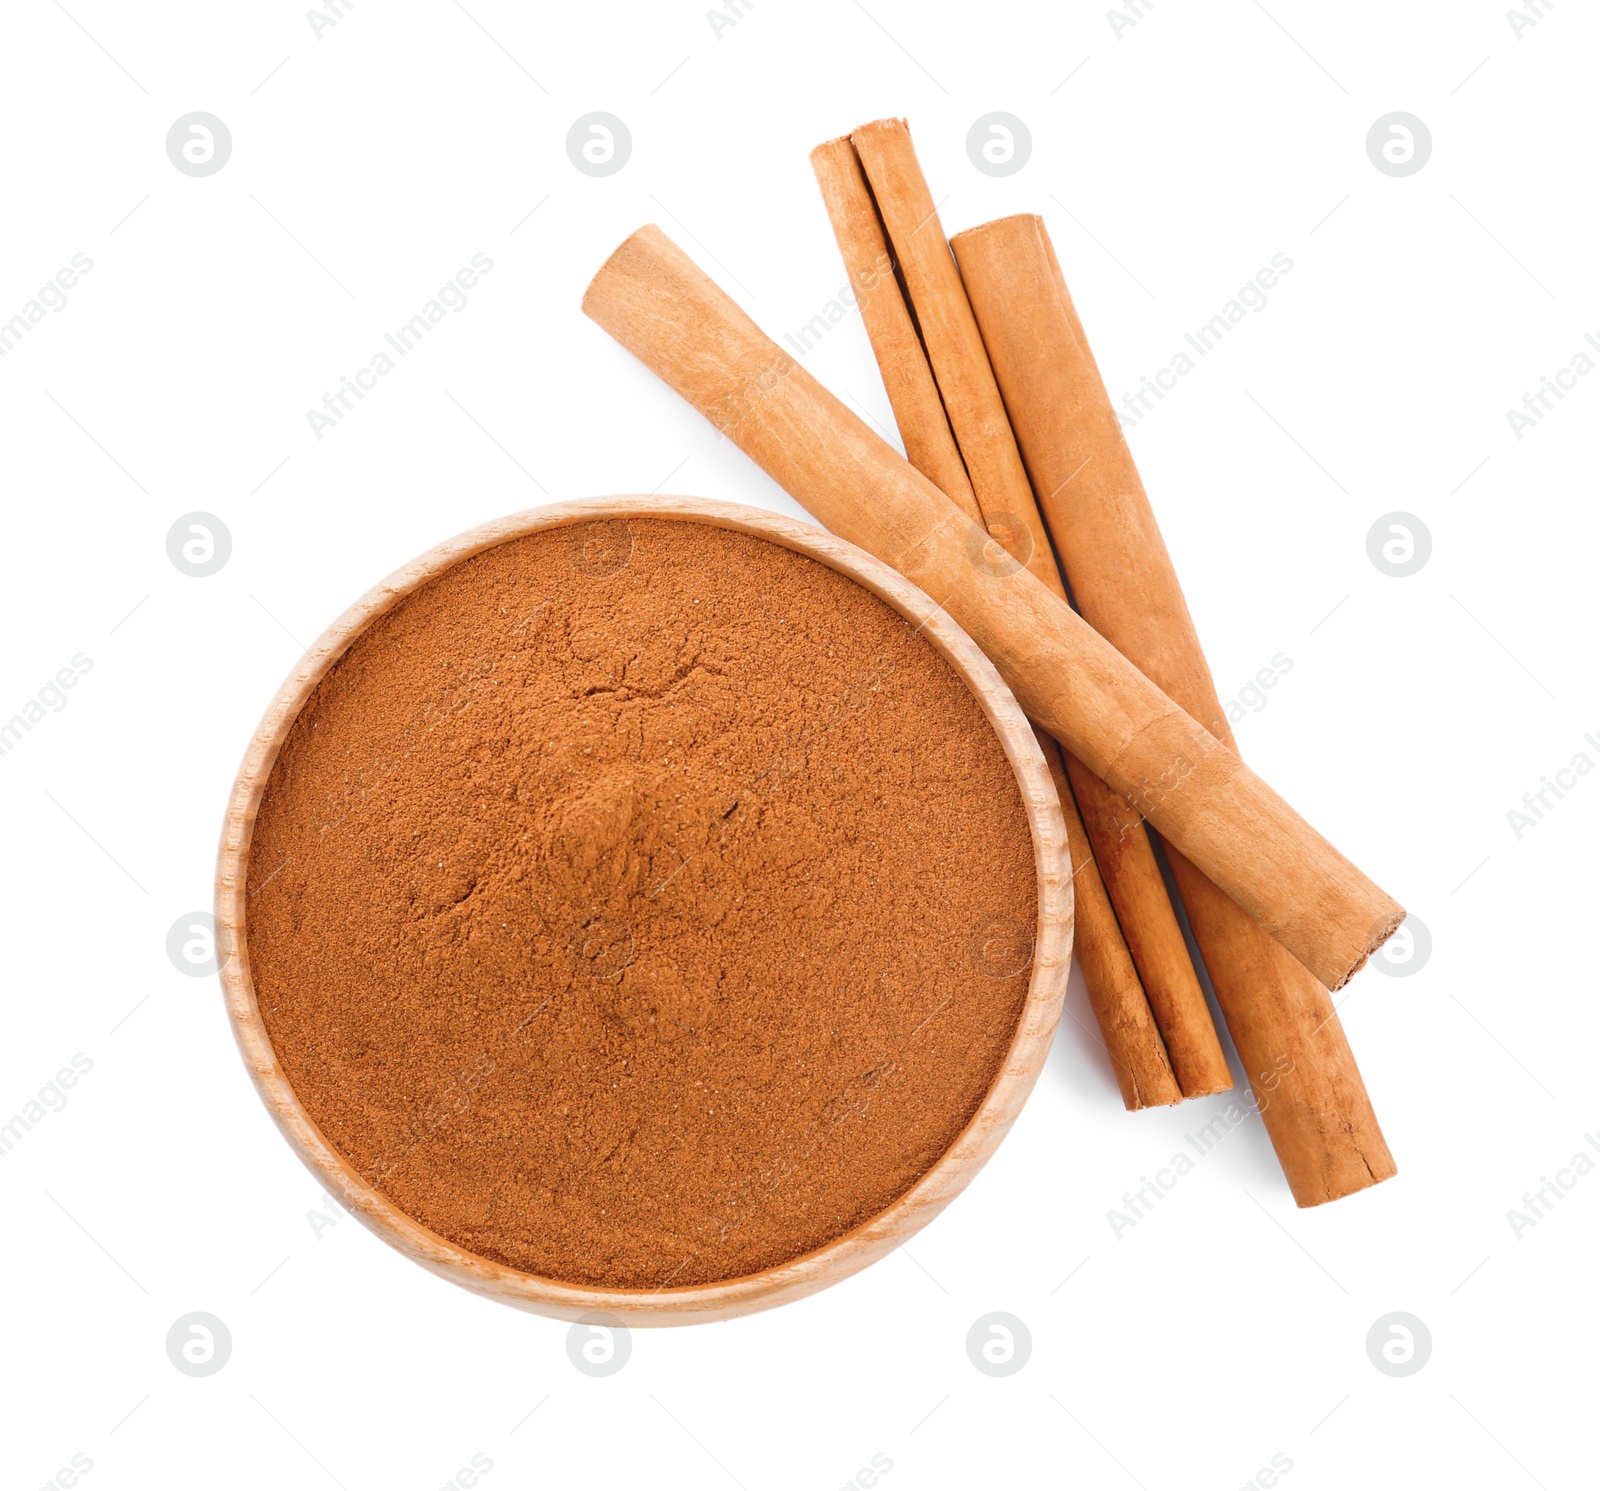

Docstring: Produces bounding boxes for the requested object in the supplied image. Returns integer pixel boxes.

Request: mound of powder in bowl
[245,515,1039,1289]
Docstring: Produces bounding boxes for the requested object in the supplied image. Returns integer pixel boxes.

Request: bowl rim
[215,494,1072,1325]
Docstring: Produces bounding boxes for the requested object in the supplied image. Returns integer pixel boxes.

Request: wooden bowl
[216,496,1072,1325]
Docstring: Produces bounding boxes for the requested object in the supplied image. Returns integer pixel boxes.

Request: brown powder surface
[246,516,1036,1288]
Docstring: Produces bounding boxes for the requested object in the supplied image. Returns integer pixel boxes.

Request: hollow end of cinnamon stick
[1338,902,1409,991]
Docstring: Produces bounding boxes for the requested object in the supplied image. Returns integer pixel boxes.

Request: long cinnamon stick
[813,130,1228,1099]
[849,118,1054,583]
[809,137,981,519]
[812,134,1187,1106]
[951,213,1397,1203]
[582,226,1405,993]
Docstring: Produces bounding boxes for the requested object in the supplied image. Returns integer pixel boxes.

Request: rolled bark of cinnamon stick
[1057,750,1228,1096]
[1037,728,1183,1108]
[809,137,982,521]
[813,133,1194,1105]
[951,212,1397,1203]
[850,118,1055,582]
[580,224,1405,994]
[813,128,1228,1100]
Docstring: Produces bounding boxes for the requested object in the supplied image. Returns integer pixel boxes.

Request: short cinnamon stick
[1058,751,1228,1096]
[951,212,1397,1203]
[812,133,1188,1106]
[813,129,1228,1099]
[580,225,1405,992]
[1037,728,1183,1108]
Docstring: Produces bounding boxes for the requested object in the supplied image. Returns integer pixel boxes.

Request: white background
[2,1,1595,1487]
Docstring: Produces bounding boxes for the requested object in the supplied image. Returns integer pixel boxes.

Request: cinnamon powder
[246,516,1037,1288]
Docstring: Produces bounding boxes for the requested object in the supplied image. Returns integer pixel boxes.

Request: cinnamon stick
[849,119,1053,583]
[1058,750,1228,1096]
[580,225,1405,993]
[1037,728,1183,1108]
[809,137,981,520]
[951,212,1397,1203]
[812,130,1228,1099]
[813,134,1187,1106]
